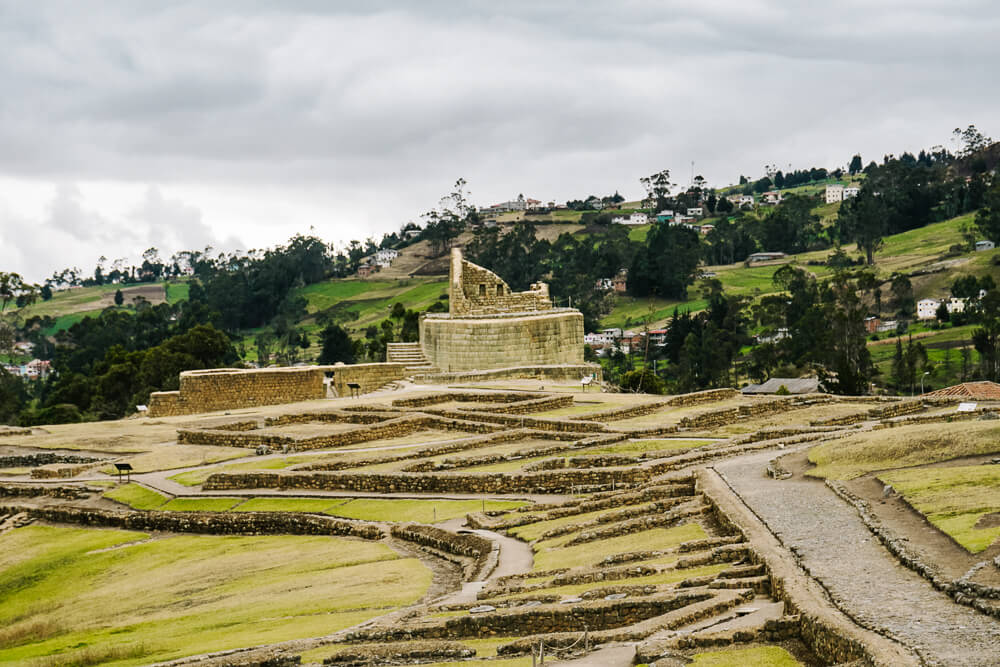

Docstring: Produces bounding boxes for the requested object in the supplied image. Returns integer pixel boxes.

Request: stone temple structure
[419,249,586,372]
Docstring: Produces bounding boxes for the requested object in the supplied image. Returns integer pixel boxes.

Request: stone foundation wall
[0,453,99,468]
[0,484,92,500]
[203,467,646,494]
[346,592,714,641]
[421,311,585,372]
[329,363,407,396]
[149,366,334,417]
[179,414,501,451]
[7,505,384,540]
[415,364,602,385]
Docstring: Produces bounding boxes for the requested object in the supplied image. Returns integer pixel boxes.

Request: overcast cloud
[0,0,998,280]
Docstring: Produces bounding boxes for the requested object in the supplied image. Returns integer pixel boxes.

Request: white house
[761,191,783,205]
[917,298,941,320]
[687,207,704,217]
[700,224,715,235]
[976,240,995,252]
[825,184,845,204]
[947,297,967,314]
[739,194,755,207]
[877,319,899,333]
[374,249,398,267]
[612,212,648,226]
[843,186,860,199]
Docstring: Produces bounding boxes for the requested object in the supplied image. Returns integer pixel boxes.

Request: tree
[628,225,701,300]
[423,178,474,256]
[639,169,673,210]
[838,188,887,264]
[890,273,914,316]
[0,272,35,312]
[114,289,124,306]
[953,124,993,158]
[936,302,950,323]
[754,194,823,254]
[975,179,1000,245]
[973,289,1000,381]
[317,323,355,365]
[849,154,863,175]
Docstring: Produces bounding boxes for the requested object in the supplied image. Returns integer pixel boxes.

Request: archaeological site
[2,255,999,667]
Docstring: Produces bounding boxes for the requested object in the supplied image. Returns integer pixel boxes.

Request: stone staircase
[386,343,436,373]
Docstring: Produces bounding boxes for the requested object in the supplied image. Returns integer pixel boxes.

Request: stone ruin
[418,248,586,372]
[147,249,597,416]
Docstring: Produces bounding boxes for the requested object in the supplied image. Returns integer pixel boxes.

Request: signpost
[114,462,134,483]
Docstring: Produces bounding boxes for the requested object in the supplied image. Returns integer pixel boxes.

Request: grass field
[326,498,526,523]
[234,497,349,513]
[878,465,1000,553]
[0,525,430,666]
[688,645,803,666]
[807,421,1000,480]
[532,523,707,572]
[159,497,242,512]
[103,483,168,510]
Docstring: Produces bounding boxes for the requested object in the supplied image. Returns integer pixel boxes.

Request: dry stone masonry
[419,248,594,373]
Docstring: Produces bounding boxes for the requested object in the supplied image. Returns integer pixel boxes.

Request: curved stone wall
[420,310,585,372]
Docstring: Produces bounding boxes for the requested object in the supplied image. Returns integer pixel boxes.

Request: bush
[620,369,666,394]
[20,403,84,426]
[775,384,791,395]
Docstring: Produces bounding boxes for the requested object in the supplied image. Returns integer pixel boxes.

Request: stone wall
[346,592,715,641]
[449,248,551,316]
[0,484,92,500]
[329,363,407,397]
[7,504,384,540]
[179,414,501,451]
[147,363,408,417]
[202,467,646,494]
[415,364,601,385]
[149,366,334,417]
[0,453,99,468]
[421,311,586,372]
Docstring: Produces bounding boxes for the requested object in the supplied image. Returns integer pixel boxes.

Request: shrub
[620,369,666,394]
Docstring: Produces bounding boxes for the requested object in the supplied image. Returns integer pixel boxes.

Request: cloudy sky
[0,1,997,281]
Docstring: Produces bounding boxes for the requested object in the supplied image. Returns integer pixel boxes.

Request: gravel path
[714,448,1000,667]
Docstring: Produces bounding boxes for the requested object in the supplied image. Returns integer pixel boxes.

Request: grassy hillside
[598,211,989,331]
[8,201,995,378]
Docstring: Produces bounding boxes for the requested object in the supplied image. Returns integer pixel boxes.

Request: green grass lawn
[878,465,1000,553]
[295,280,396,313]
[160,497,242,512]
[689,646,802,666]
[164,281,189,304]
[41,311,94,336]
[326,498,526,523]
[233,497,349,513]
[807,421,1000,480]
[0,525,430,666]
[103,483,169,510]
[532,523,707,572]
